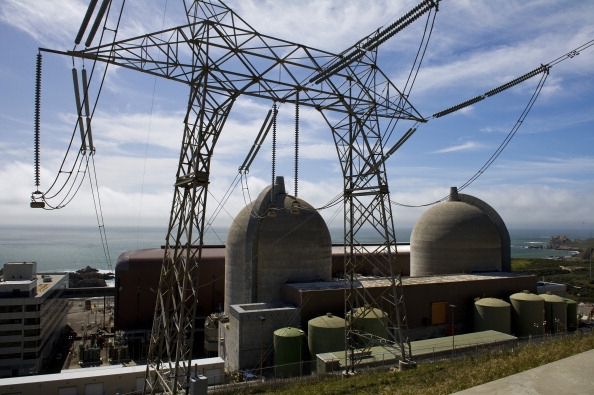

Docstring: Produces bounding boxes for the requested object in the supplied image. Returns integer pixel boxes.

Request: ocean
[0,225,590,274]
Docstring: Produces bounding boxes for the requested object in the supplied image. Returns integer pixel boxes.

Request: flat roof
[35,274,68,297]
[0,273,67,298]
[0,357,224,386]
[285,272,534,291]
[317,330,517,364]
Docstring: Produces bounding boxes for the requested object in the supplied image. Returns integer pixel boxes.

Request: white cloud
[1,0,592,238]
[432,141,485,154]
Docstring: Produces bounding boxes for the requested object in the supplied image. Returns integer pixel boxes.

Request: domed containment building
[410,187,511,276]
[225,176,332,312]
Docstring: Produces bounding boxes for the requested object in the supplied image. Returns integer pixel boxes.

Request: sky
[1,0,593,238]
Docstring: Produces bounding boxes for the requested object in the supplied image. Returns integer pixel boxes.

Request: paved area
[62,297,115,370]
[453,348,594,394]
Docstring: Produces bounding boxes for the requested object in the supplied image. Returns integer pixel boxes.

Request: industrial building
[112,181,544,376]
[0,181,572,394]
[0,262,69,378]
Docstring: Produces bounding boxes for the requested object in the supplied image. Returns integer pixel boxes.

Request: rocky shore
[69,266,114,288]
[546,235,593,261]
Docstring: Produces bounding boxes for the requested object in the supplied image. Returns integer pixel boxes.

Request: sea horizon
[0,224,591,274]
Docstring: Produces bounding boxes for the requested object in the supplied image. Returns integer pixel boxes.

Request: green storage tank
[564,298,578,331]
[346,307,390,345]
[510,291,544,338]
[273,327,305,378]
[474,297,511,334]
[308,313,346,357]
[541,293,567,333]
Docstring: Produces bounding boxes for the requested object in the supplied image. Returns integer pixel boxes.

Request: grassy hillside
[511,258,594,302]
[218,333,594,394]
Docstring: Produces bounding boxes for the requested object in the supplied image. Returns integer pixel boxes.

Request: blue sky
[1,0,593,236]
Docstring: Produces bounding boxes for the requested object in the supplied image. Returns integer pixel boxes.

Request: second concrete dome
[410,187,510,276]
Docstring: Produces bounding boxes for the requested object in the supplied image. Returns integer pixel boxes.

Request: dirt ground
[53,297,115,371]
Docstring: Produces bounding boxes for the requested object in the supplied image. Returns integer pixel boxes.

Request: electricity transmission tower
[38,0,442,392]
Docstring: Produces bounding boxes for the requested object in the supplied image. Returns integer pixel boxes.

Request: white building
[0,262,68,377]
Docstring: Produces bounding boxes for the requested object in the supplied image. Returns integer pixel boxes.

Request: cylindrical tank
[225,176,332,313]
[564,298,578,331]
[346,307,390,345]
[308,313,346,357]
[474,298,511,334]
[509,292,544,338]
[273,327,305,378]
[541,293,567,333]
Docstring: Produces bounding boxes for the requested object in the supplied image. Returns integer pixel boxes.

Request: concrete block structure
[219,303,299,374]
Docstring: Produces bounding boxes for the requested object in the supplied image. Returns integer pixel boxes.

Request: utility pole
[449,304,456,358]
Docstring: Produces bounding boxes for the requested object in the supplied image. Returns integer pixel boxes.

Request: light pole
[589,233,592,280]
[259,316,266,379]
[448,304,457,358]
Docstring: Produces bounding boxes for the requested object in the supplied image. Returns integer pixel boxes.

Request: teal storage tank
[564,298,578,331]
[474,297,511,334]
[273,327,305,378]
[307,313,346,357]
[509,291,544,338]
[541,293,567,333]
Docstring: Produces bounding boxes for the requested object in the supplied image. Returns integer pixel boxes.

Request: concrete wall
[114,247,225,331]
[0,358,225,395]
[220,303,299,373]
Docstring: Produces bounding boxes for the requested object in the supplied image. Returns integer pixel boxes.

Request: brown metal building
[114,244,411,332]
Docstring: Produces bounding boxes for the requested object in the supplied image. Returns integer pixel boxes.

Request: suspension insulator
[271,102,278,205]
[34,53,42,189]
[72,68,87,152]
[81,68,94,152]
[85,0,111,48]
[75,0,99,45]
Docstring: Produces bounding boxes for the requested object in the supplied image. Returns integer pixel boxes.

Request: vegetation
[511,258,594,302]
[215,332,594,394]
[69,266,114,288]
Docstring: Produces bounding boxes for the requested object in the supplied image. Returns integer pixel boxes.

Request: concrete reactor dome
[224,176,332,313]
[410,187,511,277]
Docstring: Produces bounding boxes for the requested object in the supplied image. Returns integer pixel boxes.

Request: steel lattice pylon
[43,0,435,392]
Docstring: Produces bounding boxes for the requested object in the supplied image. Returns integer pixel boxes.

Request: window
[25,304,39,312]
[0,330,21,337]
[23,328,41,337]
[0,341,21,348]
[0,305,22,313]
[0,318,22,325]
[23,340,40,349]
[24,317,40,326]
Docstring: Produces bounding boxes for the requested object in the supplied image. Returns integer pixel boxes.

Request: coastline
[1,225,591,274]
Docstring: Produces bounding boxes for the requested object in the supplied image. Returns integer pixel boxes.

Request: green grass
[219,332,594,394]
[511,257,594,302]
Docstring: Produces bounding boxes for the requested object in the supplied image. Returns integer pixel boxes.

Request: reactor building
[114,178,539,375]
